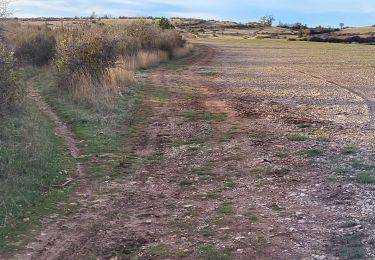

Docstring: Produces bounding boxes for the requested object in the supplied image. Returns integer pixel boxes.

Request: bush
[53,21,187,104]
[14,33,56,66]
[55,27,119,90]
[0,43,24,111]
[155,17,175,30]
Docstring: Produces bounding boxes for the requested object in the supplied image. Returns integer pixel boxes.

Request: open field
[2,38,375,260]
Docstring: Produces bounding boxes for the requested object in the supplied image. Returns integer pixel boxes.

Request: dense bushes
[53,20,187,104]
[0,43,24,111]
[1,19,189,106]
[14,33,56,66]
[308,36,375,44]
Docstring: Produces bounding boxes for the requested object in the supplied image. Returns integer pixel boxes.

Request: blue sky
[11,0,375,27]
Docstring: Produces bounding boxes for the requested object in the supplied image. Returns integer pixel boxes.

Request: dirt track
[11,41,375,259]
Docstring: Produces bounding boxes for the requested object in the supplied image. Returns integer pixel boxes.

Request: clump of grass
[339,247,365,259]
[200,226,214,237]
[341,146,357,155]
[301,148,322,157]
[148,243,171,257]
[245,210,259,222]
[351,160,375,170]
[356,172,375,184]
[198,244,229,260]
[335,168,351,175]
[199,70,219,76]
[179,179,195,186]
[145,152,164,164]
[223,155,242,162]
[216,202,234,215]
[181,111,226,122]
[224,180,237,189]
[207,191,222,199]
[336,232,365,259]
[218,129,238,142]
[288,134,308,142]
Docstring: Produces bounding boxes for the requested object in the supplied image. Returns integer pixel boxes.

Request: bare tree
[259,15,275,27]
[0,0,12,18]
[339,22,345,30]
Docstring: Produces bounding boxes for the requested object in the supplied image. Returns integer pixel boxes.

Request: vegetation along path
[8,40,375,259]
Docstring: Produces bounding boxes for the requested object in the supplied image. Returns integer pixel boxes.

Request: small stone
[23,217,30,222]
[146,219,152,224]
[237,249,244,253]
[220,227,230,230]
[183,205,193,208]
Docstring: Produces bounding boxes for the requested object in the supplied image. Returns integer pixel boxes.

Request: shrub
[156,29,185,56]
[53,21,188,104]
[14,33,56,66]
[0,43,24,112]
[155,17,175,30]
[55,27,120,91]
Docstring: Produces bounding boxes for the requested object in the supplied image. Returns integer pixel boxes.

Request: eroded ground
[10,40,375,259]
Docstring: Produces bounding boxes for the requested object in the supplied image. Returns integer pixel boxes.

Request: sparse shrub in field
[14,33,56,66]
[0,43,24,111]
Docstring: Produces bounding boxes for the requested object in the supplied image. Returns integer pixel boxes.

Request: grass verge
[31,67,149,178]
[0,98,74,254]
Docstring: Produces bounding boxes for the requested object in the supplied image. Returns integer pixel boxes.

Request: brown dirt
[9,41,375,260]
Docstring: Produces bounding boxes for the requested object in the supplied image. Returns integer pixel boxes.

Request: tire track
[298,70,373,128]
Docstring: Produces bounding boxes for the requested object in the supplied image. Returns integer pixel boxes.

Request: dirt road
[12,40,375,259]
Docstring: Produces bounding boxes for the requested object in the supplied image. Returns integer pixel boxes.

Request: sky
[10,0,375,27]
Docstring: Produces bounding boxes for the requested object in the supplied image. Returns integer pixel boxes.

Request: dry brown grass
[172,43,194,59]
[68,66,135,106]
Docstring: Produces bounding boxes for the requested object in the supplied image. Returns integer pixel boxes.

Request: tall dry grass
[172,43,194,59]
[69,66,135,106]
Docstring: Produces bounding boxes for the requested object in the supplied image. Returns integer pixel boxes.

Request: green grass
[300,148,322,158]
[201,226,215,238]
[356,172,375,184]
[341,146,357,155]
[288,134,308,142]
[198,244,229,260]
[224,180,237,189]
[336,232,365,259]
[216,202,234,215]
[0,98,75,254]
[206,191,222,199]
[351,160,375,170]
[335,168,351,175]
[181,111,226,122]
[33,67,149,178]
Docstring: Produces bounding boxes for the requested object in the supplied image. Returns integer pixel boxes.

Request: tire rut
[298,70,373,129]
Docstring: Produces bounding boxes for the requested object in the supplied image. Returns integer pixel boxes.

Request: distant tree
[339,22,345,30]
[259,15,275,27]
[155,17,175,30]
